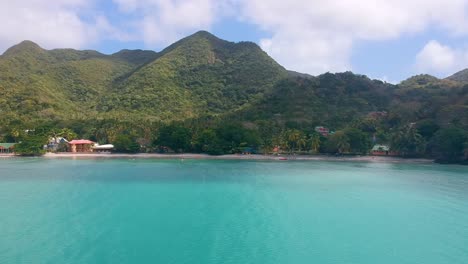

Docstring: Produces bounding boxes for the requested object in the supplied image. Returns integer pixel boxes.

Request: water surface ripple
[0,159,467,264]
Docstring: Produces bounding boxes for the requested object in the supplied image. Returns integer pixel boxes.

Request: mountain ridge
[0,31,466,162]
[0,31,466,134]
[4,34,467,85]
[0,31,288,122]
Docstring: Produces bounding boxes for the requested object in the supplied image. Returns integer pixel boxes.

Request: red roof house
[68,139,95,153]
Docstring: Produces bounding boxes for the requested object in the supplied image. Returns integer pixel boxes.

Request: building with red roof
[68,139,95,153]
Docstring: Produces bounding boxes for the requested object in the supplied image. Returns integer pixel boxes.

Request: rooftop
[68,139,95,145]
[372,144,390,151]
[0,143,16,149]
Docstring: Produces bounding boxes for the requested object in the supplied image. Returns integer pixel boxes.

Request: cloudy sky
[1,0,468,82]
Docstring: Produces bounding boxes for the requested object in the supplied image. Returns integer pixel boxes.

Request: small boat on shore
[278,157,288,161]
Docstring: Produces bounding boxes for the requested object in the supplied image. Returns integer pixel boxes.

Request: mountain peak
[399,74,439,86]
[446,68,468,83]
[399,74,461,89]
[15,40,41,48]
[3,40,44,56]
[191,30,216,38]
[156,30,228,58]
[182,30,225,45]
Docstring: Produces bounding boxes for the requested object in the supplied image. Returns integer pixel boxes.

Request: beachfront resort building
[371,144,398,156]
[0,143,16,154]
[67,140,115,153]
[68,139,95,153]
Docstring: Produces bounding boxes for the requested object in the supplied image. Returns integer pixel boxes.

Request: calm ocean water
[0,158,467,264]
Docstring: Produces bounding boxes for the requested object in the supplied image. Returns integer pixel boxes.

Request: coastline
[0,152,434,164]
[39,153,434,164]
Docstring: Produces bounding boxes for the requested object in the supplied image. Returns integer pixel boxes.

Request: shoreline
[0,153,435,164]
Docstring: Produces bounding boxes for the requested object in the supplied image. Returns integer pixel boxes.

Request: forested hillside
[0,31,466,163]
[0,31,286,125]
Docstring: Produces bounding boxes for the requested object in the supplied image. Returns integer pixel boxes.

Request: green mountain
[0,31,466,130]
[0,31,466,162]
[394,75,468,129]
[0,31,286,125]
[102,31,287,120]
[0,40,136,123]
[236,72,393,128]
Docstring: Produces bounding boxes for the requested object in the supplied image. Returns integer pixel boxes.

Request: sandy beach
[0,152,434,163]
[0,152,430,164]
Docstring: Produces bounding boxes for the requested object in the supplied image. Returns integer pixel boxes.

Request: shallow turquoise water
[0,158,467,264]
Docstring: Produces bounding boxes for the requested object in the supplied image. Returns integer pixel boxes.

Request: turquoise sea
[0,158,467,264]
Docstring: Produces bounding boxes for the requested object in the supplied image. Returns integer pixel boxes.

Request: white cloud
[0,0,128,52]
[3,0,468,76]
[237,0,468,75]
[93,15,135,42]
[113,0,225,46]
[259,29,352,74]
[415,40,468,75]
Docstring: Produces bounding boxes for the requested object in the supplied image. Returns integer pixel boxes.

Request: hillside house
[315,126,330,137]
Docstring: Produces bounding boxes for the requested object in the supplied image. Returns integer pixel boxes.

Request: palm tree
[390,126,425,157]
[309,133,321,153]
[284,129,304,154]
[59,128,77,141]
[10,128,21,143]
[335,133,350,154]
[328,131,350,154]
[297,135,308,152]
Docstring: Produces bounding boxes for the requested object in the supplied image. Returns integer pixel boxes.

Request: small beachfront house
[68,139,95,153]
[0,143,16,153]
[371,144,398,156]
[242,147,256,155]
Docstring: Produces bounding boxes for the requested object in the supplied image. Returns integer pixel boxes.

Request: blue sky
[2,0,468,83]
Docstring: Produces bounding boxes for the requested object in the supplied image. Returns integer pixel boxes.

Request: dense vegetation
[0,31,467,163]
